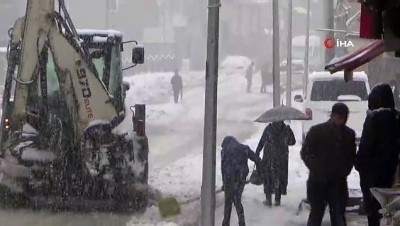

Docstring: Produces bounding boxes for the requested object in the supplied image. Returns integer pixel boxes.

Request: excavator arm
[12,0,118,140]
[0,0,149,209]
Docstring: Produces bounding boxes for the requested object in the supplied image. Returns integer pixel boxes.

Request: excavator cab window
[44,34,125,113]
[108,44,124,110]
[46,54,59,96]
[46,49,106,96]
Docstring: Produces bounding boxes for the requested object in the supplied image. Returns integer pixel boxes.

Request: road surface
[0,71,272,226]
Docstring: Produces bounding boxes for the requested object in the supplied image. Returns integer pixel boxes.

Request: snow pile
[220,56,251,69]
[124,71,204,106]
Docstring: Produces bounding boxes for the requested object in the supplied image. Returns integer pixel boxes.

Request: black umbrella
[255,104,310,123]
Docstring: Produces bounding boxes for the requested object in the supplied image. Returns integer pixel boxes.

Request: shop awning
[325,39,384,74]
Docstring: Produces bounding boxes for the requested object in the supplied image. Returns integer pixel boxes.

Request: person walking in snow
[260,63,269,93]
[171,70,183,103]
[255,121,296,206]
[355,84,400,226]
[301,103,356,226]
[221,136,261,226]
[245,62,254,93]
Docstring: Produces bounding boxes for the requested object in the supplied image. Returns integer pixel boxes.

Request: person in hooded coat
[255,121,296,206]
[221,136,261,226]
[355,83,400,226]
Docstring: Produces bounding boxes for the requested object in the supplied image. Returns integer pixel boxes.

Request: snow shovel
[157,181,251,218]
[157,187,224,218]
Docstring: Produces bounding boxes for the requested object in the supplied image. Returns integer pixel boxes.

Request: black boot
[275,192,281,206]
[263,194,272,206]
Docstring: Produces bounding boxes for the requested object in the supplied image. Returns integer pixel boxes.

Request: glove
[221,185,224,191]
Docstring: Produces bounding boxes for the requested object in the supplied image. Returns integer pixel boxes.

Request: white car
[294,71,371,144]
[219,56,252,76]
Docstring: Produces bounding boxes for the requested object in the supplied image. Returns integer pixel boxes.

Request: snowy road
[0,71,274,226]
[0,70,367,226]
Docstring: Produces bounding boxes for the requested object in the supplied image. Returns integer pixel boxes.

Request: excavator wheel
[109,133,149,212]
[0,184,29,208]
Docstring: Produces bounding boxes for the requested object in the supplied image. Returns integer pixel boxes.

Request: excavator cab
[46,30,135,114]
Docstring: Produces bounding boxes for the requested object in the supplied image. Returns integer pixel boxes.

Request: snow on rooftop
[91,37,110,43]
[76,29,123,37]
[309,71,368,80]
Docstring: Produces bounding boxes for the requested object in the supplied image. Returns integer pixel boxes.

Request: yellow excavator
[0,0,149,211]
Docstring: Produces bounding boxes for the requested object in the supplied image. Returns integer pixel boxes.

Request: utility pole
[273,0,280,107]
[201,0,220,225]
[304,0,310,89]
[286,0,292,107]
[326,0,335,63]
[105,0,109,29]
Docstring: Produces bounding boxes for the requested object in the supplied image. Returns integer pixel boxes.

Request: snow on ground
[124,70,273,225]
[121,69,366,225]
[0,68,366,226]
[212,91,365,226]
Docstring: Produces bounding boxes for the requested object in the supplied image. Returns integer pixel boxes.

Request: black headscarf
[368,83,395,110]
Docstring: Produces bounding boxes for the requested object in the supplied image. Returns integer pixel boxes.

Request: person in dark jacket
[221,136,261,226]
[255,121,296,206]
[355,83,400,226]
[171,70,183,103]
[301,103,356,226]
[260,63,269,93]
[245,62,254,93]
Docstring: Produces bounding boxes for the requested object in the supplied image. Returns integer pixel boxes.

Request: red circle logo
[324,37,336,49]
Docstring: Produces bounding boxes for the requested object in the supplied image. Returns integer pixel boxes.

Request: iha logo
[324,37,354,49]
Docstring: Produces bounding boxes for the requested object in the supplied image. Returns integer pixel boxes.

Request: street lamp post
[273,0,280,107]
[304,0,311,88]
[286,0,293,107]
[200,0,220,225]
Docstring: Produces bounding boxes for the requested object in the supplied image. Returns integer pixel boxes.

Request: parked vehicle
[219,56,252,76]
[294,71,370,144]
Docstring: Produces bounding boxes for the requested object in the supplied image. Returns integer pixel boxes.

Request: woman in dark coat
[355,84,400,226]
[221,136,261,226]
[255,121,296,206]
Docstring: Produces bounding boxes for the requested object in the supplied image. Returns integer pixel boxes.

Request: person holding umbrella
[255,120,295,206]
[252,105,308,206]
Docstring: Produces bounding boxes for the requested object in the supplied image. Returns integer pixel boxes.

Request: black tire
[114,135,149,211]
[0,184,29,208]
